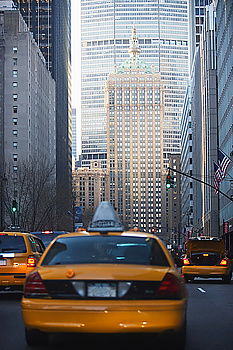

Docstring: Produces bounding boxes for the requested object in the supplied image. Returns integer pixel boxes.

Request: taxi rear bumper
[0,267,34,289]
[0,273,26,289]
[182,265,230,277]
[22,299,186,334]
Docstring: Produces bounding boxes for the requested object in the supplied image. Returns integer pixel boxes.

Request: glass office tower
[14,0,72,230]
[81,0,189,168]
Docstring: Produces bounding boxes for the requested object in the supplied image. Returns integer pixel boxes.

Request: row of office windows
[83,38,188,47]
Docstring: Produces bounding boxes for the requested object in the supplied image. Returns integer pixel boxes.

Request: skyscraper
[105,29,164,233]
[187,1,219,236]
[0,7,56,230]
[81,0,189,169]
[14,0,72,230]
[216,0,233,236]
[188,0,212,70]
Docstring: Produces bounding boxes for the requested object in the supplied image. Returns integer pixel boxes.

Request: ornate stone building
[105,29,165,234]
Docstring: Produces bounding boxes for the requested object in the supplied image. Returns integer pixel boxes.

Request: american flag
[218,149,232,177]
[213,161,222,193]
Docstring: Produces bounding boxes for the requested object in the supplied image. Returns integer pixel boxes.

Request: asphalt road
[0,279,233,350]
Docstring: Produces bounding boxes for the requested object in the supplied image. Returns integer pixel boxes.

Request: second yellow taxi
[182,236,232,283]
[0,231,45,291]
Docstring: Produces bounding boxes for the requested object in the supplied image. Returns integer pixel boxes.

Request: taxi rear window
[0,235,27,253]
[41,236,170,267]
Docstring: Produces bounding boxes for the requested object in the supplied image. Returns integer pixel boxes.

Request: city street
[0,279,233,350]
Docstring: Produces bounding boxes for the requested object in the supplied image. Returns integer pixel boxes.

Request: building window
[13,130,18,136]
[12,70,18,78]
[13,166,18,172]
[13,142,18,149]
[13,58,17,66]
[13,118,18,125]
[12,82,18,87]
[13,106,18,113]
[13,154,18,161]
[13,47,18,54]
[13,94,18,101]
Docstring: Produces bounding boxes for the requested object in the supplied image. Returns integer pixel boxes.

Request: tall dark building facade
[14,0,72,230]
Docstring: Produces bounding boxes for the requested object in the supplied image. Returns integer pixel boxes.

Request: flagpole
[217,186,220,238]
[167,167,233,202]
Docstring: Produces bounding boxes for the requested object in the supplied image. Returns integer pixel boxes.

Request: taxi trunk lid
[186,239,225,254]
[38,264,170,281]
[35,265,172,300]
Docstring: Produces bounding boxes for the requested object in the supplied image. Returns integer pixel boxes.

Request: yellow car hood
[37,264,171,282]
[186,240,225,254]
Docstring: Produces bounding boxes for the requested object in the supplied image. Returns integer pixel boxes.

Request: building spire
[128,27,141,59]
[116,27,152,73]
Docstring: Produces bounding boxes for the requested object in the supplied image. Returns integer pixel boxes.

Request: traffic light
[151,227,156,234]
[11,200,18,213]
[166,174,172,189]
[166,173,175,190]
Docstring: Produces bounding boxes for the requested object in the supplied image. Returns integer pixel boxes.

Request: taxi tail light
[183,258,190,265]
[27,255,37,267]
[157,273,184,299]
[219,258,228,266]
[24,271,48,298]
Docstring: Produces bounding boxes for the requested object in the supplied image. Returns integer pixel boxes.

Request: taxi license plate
[0,259,7,266]
[87,282,116,298]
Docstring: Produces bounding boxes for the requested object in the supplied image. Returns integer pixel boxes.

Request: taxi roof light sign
[88,201,124,233]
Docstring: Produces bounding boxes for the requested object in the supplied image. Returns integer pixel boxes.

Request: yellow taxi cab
[0,231,45,291]
[21,202,187,349]
[182,236,232,283]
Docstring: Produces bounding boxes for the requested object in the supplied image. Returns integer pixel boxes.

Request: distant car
[31,231,69,247]
[170,249,183,267]
[182,236,232,283]
[0,231,45,292]
[22,202,187,349]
